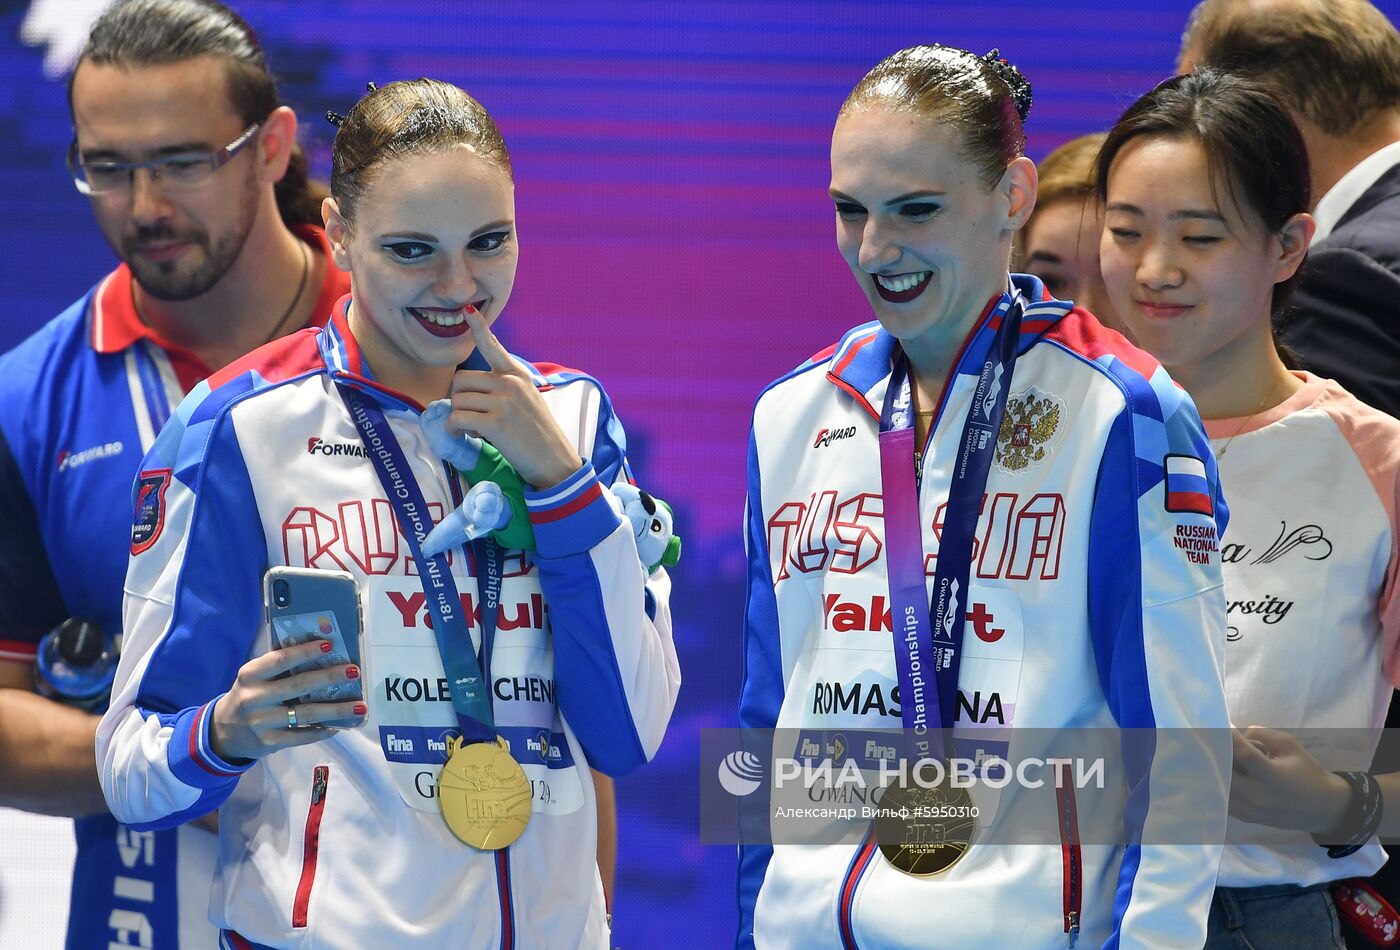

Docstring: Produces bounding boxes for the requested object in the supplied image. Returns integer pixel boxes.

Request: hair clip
[980,48,1033,123]
[325,110,346,127]
[366,82,378,92]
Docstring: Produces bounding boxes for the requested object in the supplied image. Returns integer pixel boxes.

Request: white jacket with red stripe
[738,278,1231,949]
[97,301,680,949]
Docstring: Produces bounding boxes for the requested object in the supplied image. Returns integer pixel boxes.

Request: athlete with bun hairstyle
[97,78,679,949]
[739,44,1230,949]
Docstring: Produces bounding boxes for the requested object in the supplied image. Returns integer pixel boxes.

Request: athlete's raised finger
[464,307,515,374]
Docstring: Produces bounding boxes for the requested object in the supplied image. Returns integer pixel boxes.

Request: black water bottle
[33,618,116,711]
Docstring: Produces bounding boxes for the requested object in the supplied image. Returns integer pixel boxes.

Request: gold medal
[438,735,533,850]
[874,772,978,876]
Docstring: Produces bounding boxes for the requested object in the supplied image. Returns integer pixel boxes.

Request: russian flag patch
[1163,454,1213,516]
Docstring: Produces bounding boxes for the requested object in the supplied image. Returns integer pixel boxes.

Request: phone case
[264,566,364,704]
[1335,879,1400,946]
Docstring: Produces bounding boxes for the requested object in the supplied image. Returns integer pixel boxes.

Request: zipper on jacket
[836,828,878,950]
[495,848,515,950]
[292,765,330,929]
[1054,761,1082,947]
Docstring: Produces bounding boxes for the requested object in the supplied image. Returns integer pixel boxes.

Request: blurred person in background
[1017,132,1127,337]
[0,1,349,945]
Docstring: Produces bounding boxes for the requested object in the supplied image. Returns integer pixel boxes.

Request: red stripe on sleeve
[0,639,37,661]
[529,482,604,525]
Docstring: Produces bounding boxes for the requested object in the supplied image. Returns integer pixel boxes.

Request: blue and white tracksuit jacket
[738,278,1231,949]
[0,232,347,950]
[97,301,680,949]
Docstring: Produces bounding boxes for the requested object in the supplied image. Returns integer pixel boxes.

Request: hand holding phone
[265,567,363,705]
[209,638,366,762]
[207,568,368,762]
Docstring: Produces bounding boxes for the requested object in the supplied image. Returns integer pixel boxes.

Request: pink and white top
[1209,371,1400,887]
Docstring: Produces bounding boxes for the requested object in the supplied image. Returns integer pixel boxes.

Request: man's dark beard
[121,180,259,301]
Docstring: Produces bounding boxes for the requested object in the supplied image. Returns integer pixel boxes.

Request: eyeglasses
[66,123,261,196]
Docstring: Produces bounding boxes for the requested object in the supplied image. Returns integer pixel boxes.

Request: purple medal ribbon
[879,292,1025,762]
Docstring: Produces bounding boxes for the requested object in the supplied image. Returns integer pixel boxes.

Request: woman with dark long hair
[1099,67,1400,949]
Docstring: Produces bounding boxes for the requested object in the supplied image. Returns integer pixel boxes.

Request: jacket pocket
[292,765,330,929]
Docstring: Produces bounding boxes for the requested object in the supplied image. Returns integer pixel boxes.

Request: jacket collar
[1330,155,1400,237]
[87,266,213,391]
[825,273,1071,420]
[88,224,342,359]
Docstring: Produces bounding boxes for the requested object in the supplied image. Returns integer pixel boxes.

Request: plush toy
[419,400,535,556]
[418,399,682,574]
[609,483,681,573]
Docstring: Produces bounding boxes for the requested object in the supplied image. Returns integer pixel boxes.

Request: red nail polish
[346,665,360,679]
[353,702,368,716]
[319,641,333,653]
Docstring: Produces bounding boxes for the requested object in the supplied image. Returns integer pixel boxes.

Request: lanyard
[449,348,504,673]
[131,342,174,436]
[879,294,1024,762]
[470,536,501,684]
[337,383,502,746]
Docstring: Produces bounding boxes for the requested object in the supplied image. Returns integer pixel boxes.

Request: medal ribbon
[879,293,1025,762]
[470,536,502,686]
[337,383,501,746]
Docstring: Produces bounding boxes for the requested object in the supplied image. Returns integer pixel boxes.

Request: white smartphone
[263,566,364,704]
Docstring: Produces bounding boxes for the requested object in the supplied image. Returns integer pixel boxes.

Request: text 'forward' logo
[307,437,369,458]
[813,426,856,449]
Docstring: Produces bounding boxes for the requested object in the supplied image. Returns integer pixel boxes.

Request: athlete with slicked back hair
[739,42,1230,949]
[97,77,679,949]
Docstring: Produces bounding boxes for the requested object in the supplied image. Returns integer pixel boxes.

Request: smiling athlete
[96,78,679,949]
[739,44,1231,948]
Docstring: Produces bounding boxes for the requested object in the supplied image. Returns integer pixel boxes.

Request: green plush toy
[419,400,535,555]
[419,400,681,573]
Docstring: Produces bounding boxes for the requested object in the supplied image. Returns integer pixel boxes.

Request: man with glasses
[69,122,262,197]
[0,1,348,946]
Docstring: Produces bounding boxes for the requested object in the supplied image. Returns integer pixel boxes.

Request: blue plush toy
[419,400,533,557]
[609,483,681,573]
[419,400,681,574]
